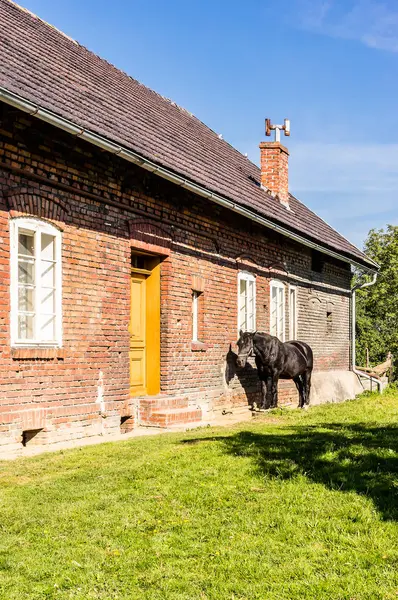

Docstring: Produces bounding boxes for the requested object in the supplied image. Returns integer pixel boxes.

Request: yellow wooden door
[145,260,160,395]
[129,273,147,396]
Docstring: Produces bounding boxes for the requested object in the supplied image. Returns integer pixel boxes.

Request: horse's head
[236,330,254,368]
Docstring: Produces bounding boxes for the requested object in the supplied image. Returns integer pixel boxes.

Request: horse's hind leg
[294,375,305,408]
[302,368,312,406]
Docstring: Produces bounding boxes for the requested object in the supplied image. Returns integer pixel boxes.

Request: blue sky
[18,0,398,250]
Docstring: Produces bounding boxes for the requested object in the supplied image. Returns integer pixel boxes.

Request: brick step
[138,395,189,410]
[141,406,202,428]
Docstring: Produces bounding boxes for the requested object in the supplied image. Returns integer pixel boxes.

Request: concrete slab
[310,370,364,405]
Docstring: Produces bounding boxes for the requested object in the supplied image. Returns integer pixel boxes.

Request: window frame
[192,290,199,342]
[288,285,297,340]
[270,279,285,341]
[10,217,62,348]
[237,271,256,333]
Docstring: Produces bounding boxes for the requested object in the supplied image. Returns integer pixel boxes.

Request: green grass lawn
[1,392,398,600]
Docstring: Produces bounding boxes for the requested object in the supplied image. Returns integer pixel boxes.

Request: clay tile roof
[0,0,376,269]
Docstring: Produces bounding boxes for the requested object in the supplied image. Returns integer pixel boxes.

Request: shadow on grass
[182,423,398,521]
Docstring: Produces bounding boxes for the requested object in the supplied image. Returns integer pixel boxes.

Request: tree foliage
[356,225,398,368]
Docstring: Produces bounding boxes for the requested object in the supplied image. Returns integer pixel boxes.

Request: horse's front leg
[261,376,273,409]
[270,372,279,408]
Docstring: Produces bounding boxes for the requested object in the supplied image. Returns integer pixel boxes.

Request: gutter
[351,273,381,392]
[0,86,378,273]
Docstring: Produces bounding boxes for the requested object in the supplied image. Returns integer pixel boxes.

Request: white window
[192,291,199,342]
[270,280,285,340]
[10,218,62,347]
[289,286,297,340]
[238,272,256,332]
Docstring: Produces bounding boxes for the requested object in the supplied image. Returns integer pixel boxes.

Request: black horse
[236,331,313,409]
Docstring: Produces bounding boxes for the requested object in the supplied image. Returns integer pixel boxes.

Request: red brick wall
[0,104,352,451]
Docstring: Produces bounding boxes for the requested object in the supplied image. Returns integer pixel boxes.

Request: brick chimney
[259,118,290,209]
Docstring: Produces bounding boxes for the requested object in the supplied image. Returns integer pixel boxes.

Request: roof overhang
[0,85,379,273]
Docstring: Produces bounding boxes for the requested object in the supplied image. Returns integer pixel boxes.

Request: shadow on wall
[225,345,299,407]
[181,423,398,521]
[225,345,261,407]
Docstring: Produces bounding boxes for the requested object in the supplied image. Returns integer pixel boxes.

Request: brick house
[0,0,377,454]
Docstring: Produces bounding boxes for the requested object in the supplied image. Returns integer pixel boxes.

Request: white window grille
[10,218,62,347]
[289,285,297,340]
[270,280,285,341]
[238,272,256,332]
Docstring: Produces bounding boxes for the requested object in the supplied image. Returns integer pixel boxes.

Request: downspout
[351,272,380,391]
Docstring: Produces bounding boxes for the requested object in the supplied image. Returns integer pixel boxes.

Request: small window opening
[120,415,134,434]
[131,255,147,270]
[311,250,325,273]
[22,428,43,447]
[131,251,158,274]
[326,311,333,334]
[192,291,204,342]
